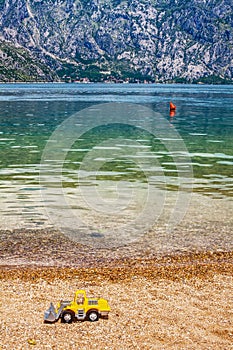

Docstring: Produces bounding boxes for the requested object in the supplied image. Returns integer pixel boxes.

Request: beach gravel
[0,251,232,349]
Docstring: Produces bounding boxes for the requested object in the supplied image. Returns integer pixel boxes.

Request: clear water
[0,83,232,234]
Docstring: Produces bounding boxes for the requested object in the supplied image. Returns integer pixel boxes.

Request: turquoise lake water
[0,83,232,240]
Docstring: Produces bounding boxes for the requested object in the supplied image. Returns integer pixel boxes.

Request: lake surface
[0,83,232,247]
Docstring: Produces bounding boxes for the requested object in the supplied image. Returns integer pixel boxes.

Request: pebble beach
[0,224,233,349]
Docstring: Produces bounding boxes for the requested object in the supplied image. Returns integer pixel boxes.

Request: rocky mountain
[0,39,57,81]
[0,0,232,83]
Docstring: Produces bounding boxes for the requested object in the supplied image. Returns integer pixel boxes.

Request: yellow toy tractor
[44,290,110,323]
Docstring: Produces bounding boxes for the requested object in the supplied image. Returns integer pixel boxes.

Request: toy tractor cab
[44,290,110,324]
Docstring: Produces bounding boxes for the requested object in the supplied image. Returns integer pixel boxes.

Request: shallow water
[0,83,232,247]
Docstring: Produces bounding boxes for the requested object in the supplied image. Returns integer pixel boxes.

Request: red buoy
[170,101,176,111]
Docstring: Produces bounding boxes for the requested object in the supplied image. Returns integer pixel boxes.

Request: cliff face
[0,0,232,82]
[0,39,57,82]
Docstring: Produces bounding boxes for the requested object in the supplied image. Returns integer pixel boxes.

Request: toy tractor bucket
[44,302,58,323]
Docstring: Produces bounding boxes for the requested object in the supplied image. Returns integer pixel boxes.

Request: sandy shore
[0,244,233,349]
[0,207,232,350]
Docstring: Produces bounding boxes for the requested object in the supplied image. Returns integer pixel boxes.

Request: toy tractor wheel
[61,310,74,324]
[87,311,99,322]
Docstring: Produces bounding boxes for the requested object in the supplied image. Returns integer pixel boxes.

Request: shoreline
[1,215,233,268]
[0,250,232,281]
[0,225,232,280]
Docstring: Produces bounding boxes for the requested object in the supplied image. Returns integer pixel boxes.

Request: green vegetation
[0,41,57,82]
[193,75,233,85]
